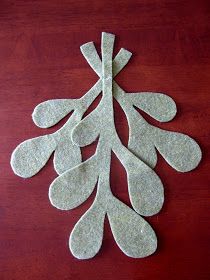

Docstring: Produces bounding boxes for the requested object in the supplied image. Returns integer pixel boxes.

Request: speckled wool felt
[10,82,100,177]
[113,82,202,171]
[11,32,202,260]
[78,34,202,172]
[10,41,131,178]
[49,33,164,259]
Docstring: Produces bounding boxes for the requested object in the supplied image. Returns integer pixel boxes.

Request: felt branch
[114,82,202,171]
[11,32,202,260]
[49,33,163,259]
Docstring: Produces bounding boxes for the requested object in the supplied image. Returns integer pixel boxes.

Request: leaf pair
[114,84,202,172]
[11,99,82,178]
[70,197,157,259]
[11,99,81,178]
[127,107,202,172]
[11,78,104,178]
[113,143,164,216]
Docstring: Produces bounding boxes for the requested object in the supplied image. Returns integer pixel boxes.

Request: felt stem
[79,79,102,109]
[96,143,112,202]
[101,32,114,117]
[53,80,103,140]
[113,82,148,129]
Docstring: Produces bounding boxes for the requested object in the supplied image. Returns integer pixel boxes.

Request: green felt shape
[49,155,98,210]
[153,128,202,172]
[114,82,202,171]
[70,204,106,259]
[108,198,157,258]
[129,92,177,122]
[11,135,56,178]
[11,32,202,260]
[50,33,164,259]
[113,143,164,216]
[11,81,101,177]
[32,99,75,128]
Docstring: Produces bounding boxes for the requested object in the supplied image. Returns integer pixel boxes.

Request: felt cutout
[112,142,164,216]
[49,155,98,210]
[11,135,56,178]
[107,197,157,258]
[11,32,202,260]
[113,82,202,171]
[70,203,106,259]
[32,99,75,128]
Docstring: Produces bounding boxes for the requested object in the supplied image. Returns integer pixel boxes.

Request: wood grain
[0,1,210,279]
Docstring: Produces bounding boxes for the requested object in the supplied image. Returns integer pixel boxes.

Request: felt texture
[11,32,202,260]
[114,82,202,171]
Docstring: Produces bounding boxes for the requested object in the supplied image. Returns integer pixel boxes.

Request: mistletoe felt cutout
[11,32,202,259]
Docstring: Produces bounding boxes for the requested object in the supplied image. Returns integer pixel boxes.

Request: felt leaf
[128,134,157,168]
[53,137,81,175]
[128,92,177,122]
[49,156,98,210]
[114,146,163,216]
[154,128,202,172]
[11,135,56,178]
[114,145,164,216]
[32,99,75,128]
[72,108,101,147]
[127,105,157,168]
[70,204,105,259]
[113,83,157,168]
[108,198,157,258]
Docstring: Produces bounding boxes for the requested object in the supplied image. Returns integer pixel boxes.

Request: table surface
[0,1,210,279]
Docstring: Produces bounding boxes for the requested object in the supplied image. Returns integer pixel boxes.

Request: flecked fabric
[11,32,202,260]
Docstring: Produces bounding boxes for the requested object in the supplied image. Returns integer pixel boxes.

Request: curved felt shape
[129,132,157,169]
[127,104,158,168]
[80,42,102,77]
[51,111,83,175]
[114,83,202,172]
[71,107,102,147]
[12,79,103,177]
[49,155,98,210]
[113,144,164,216]
[113,83,158,168]
[113,48,132,77]
[108,198,157,258]
[128,92,177,122]
[70,204,105,259]
[53,136,81,175]
[11,32,202,260]
[11,135,56,178]
[32,99,75,128]
[154,128,202,172]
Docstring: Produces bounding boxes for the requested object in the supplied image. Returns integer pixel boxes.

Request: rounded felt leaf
[49,156,98,210]
[107,198,157,258]
[127,108,157,168]
[128,92,177,122]
[71,109,101,147]
[11,135,56,178]
[114,145,164,216]
[154,128,202,172]
[70,204,105,259]
[32,99,74,128]
[128,135,157,168]
[116,94,158,169]
[53,137,82,175]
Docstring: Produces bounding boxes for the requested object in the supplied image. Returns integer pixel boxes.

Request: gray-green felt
[11,32,202,260]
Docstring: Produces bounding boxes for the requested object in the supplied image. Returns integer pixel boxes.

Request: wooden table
[0,1,210,279]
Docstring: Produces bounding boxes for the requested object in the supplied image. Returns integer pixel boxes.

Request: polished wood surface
[0,1,210,279]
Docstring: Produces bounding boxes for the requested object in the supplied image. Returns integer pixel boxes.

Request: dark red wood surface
[0,1,210,279]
